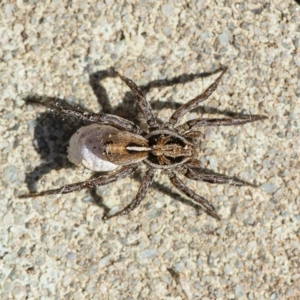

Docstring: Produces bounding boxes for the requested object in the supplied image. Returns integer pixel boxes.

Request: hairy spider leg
[176,115,268,133]
[103,168,155,220]
[113,69,159,131]
[24,97,141,134]
[19,164,138,198]
[183,165,256,187]
[168,171,221,220]
[167,66,228,128]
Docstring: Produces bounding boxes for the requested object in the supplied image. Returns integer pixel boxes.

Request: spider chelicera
[20,67,266,220]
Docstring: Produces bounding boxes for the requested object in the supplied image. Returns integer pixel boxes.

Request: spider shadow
[24,66,244,209]
[149,168,230,216]
[90,167,227,218]
[88,169,188,215]
[24,101,85,192]
[89,67,237,126]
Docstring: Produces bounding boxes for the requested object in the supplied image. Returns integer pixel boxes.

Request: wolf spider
[20,67,266,220]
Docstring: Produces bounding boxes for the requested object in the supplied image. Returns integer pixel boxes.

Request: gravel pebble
[261,181,278,194]
[139,249,158,259]
[3,165,18,184]
[98,255,112,268]
[235,285,244,298]
[218,31,230,45]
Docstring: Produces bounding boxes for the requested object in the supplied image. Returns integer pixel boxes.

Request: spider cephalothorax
[21,67,266,220]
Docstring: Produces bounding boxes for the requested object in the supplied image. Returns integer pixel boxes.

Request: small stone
[66,252,76,260]
[0,140,9,150]
[197,256,203,266]
[261,181,277,194]
[35,256,45,266]
[235,285,244,298]
[162,4,173,17]
[247,241,256,252]
[224,264,233,275]
[161,274,172,284]
[89,265,98,276]
[218,32,230,45]
[235,246,244,257]
[208,155,218,169]
[63,275,73,287]
[173,261,185,272]
[139,249,158,259]
[98,255,112,268]
[3,280,13,292]
[3,165,18,184]
[270,293,279,300]
[262,158,271,168]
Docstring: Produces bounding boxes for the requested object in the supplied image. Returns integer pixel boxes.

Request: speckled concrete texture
[1,1,299,299]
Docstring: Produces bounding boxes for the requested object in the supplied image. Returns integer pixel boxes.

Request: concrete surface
[0,1,299,299]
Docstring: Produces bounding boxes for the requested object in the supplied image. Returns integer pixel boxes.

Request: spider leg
[184,167,256,187]
[168,171,220,220]
[112,69,159,131]
[19,164,138,198]
[24,96,141,134]
[166,67,227,128]
[103,168,155,220]
[177,115,267,133]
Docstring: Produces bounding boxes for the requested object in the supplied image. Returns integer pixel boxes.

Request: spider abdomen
[68,124,120,171]
[68,124,150,171]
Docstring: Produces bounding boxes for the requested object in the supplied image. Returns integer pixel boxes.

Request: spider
[20,67,266,220]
